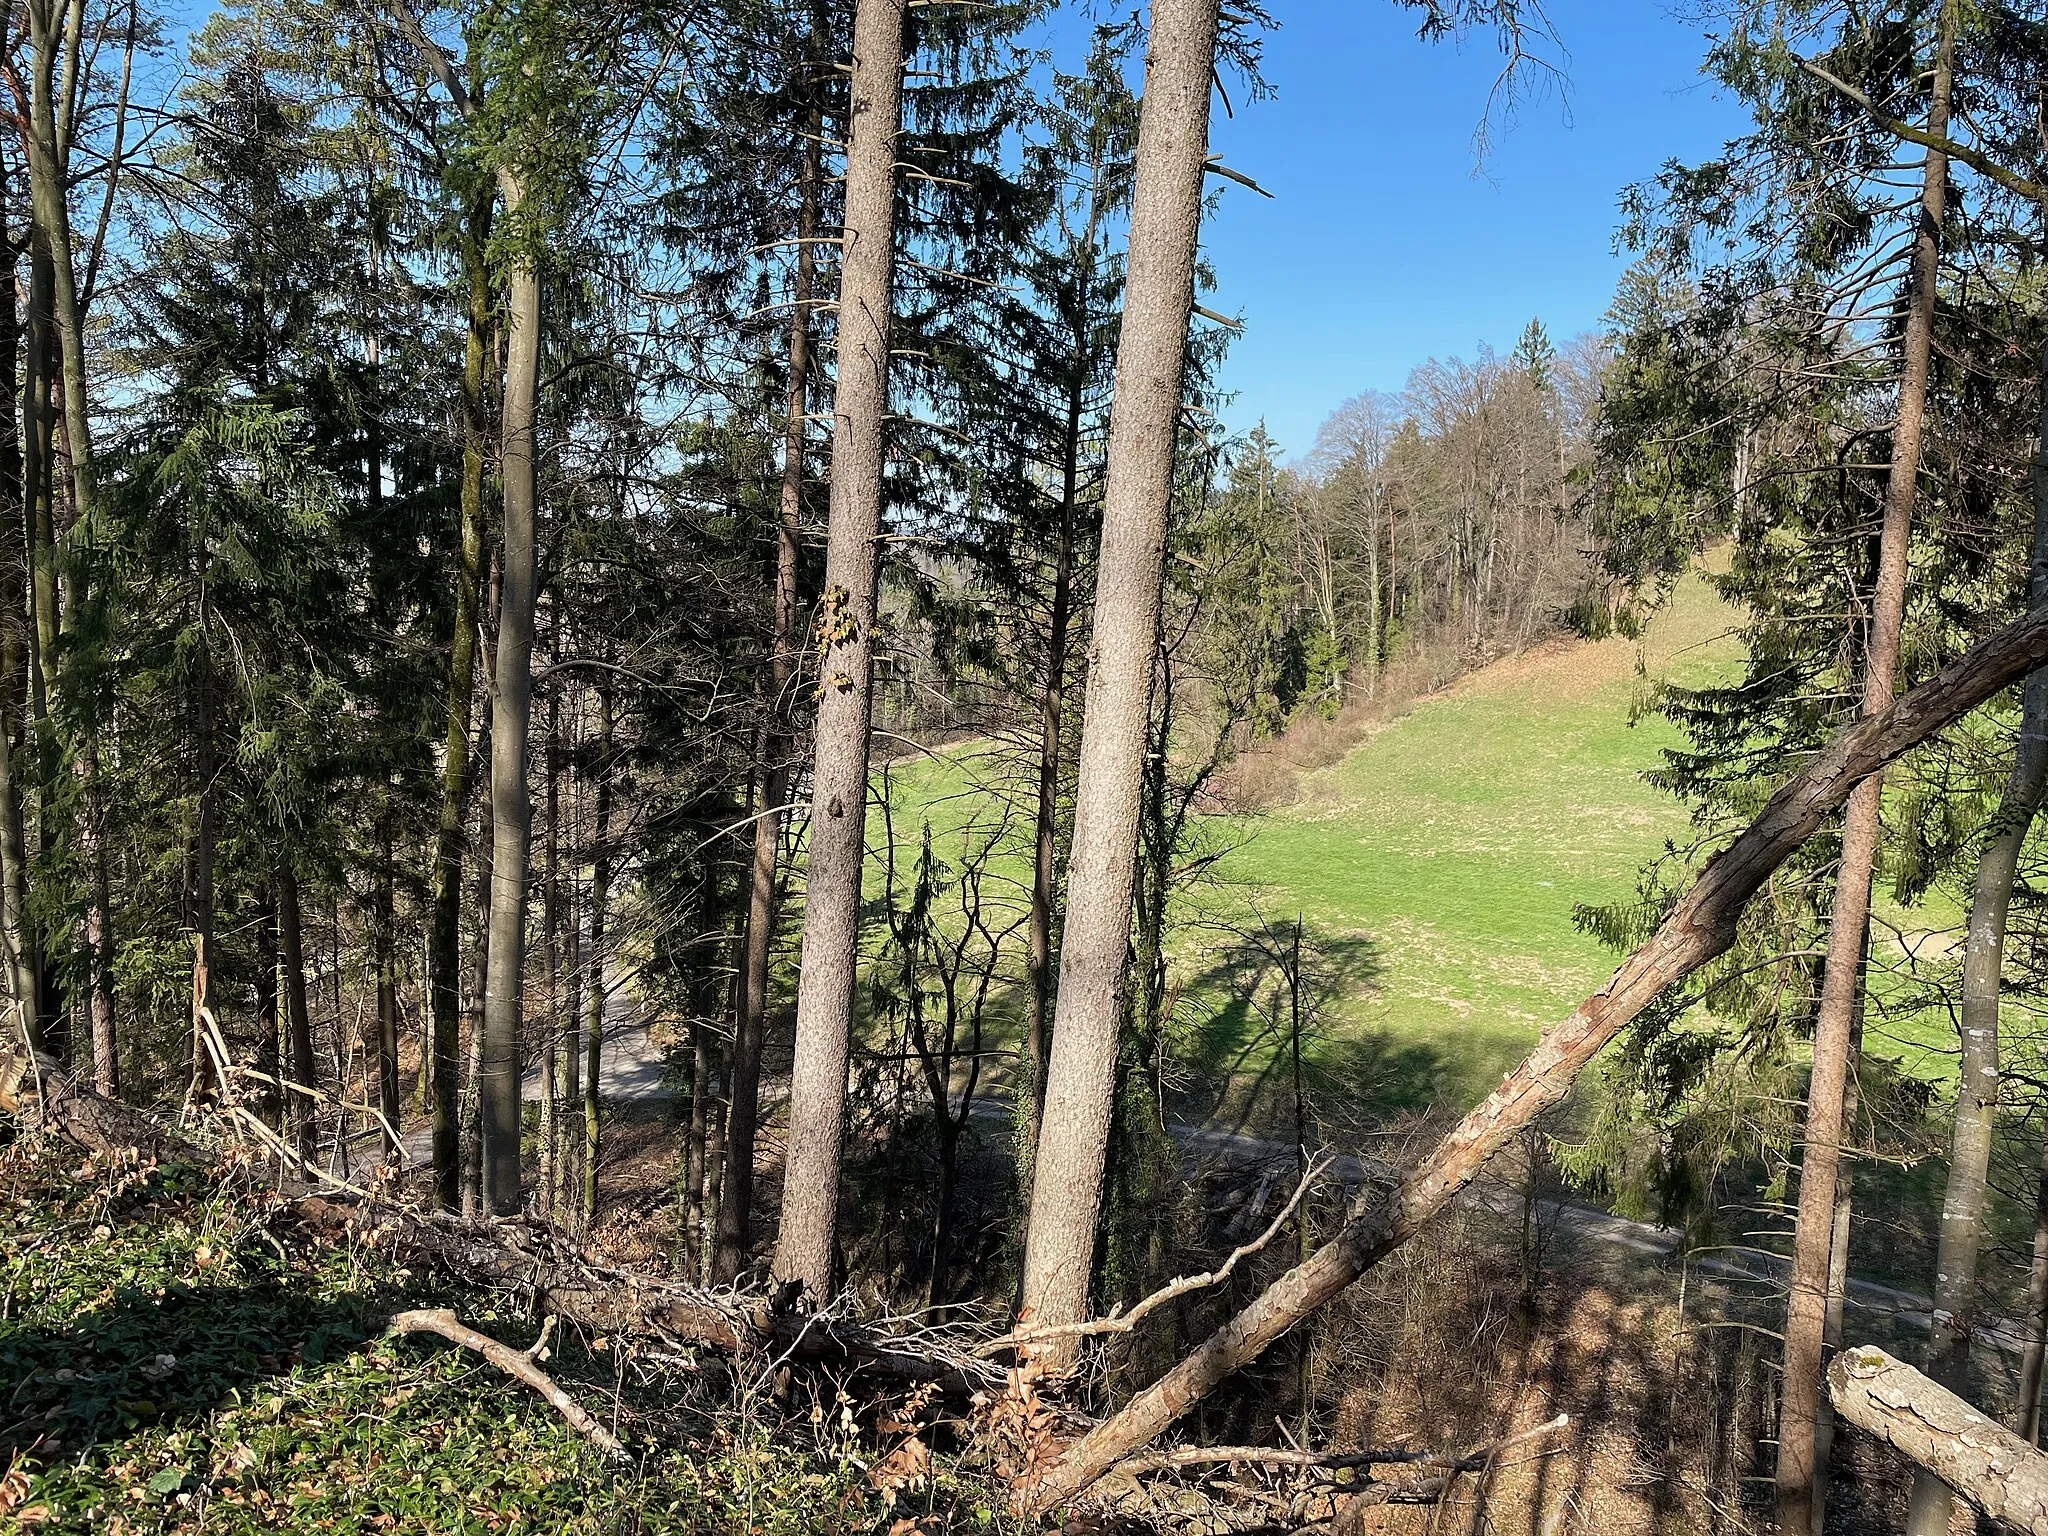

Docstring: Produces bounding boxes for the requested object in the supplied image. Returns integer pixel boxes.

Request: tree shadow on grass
[1,1267,408,1459]
[1171,923,1457,1139]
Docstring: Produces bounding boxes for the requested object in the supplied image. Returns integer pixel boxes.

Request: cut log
[1828,1346,2048,1533]
[1024,602,2048,1510]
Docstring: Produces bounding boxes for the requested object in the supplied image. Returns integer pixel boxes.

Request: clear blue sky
[1178,0,1749,458]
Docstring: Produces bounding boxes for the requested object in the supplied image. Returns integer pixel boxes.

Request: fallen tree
[1827,1346,2048,1533]
[1022,602,2048,1510]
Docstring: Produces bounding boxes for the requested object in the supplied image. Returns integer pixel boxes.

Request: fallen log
[1023,600,2048,1511]
[2,1049,208,1167]
[1827,1346,2048,1533]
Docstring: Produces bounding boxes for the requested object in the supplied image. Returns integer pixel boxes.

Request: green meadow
[876,571,1751,1135]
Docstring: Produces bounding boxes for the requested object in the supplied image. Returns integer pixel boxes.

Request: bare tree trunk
[480,181,540,1215]
[1025,375,1081,1158]
[375,818,401,1153]
[1022,604,2048,1510]
[1831,1347,2048,1533]
[686,1016,710,1279]
[718,114,818,1283]
[429,192,492,1211]
[2022,1134,2048,1443]
[582,688,612,1231]
[254,883,279,1131]
[1906,334,2048,1517]
[278,861,316,1161]
[539,692,562,1217]
[1019,0,1217,1365]
[774,0,906,1294]
[1782,15,1952,1532]
[462,692,495,1220]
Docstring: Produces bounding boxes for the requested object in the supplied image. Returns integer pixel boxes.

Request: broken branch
[389,1308,625,1459]
[985,1154,1333,1358]
[1827,1346,2048,1533]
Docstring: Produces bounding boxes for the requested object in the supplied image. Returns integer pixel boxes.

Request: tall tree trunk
[1904,332,2048,1527]
[188,619,218,1096]
[1025,369,1082,1157]
[462,692,495,1219]
[773,0,907,1294]
[429,191,492,1210]
[479,181,540,1215]
[581,687,612,1230]
[254,883,279,1132]
[686,1014,710,1279]
[539,692,562,1216]
[25,0,101,1069]
[374,817,401,1154]
[1776,12,1951,1528]
[717,112,818,1283]
[278,861,316,1161]
[1019,0,1217,1365]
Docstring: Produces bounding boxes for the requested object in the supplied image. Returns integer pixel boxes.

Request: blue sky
[1176,0,1751,458]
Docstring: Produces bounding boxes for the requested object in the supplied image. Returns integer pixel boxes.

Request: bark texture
[773,0,906,1294]
[1018,0,1217,1364]
[1830,1346,2048,1534]
[1022,601,2048,1511]
[479,191,540,1215]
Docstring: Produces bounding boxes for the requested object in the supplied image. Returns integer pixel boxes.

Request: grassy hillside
[876,574,1748,1136]
[1183,572,1745,1130]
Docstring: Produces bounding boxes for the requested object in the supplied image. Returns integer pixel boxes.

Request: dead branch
[1023,602,2048,1511]
[985,1154,1334,1359]
[1827,1346,2048,1532]
[1114,1413,1568,1479]
[389,1307,625,1458]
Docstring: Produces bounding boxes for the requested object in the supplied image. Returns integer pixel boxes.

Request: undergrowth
[0,1143,1023,1534]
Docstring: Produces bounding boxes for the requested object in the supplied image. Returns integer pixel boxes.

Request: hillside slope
[1189,572,1745,1128]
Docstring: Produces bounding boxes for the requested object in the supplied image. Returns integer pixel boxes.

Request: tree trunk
[717,113,818,1283]
[1018,0,1216,1365]
[480,181,540,1215]
[1904,333,2048,1527]
[1025,370,1082,1158]
[582,687,612,1231]
[686,1015,710,1280]
[429,191,492,1211]
[254,884,279,1132]
[773,0,906,1294]
[2021,1131,2048,1443]
[1782,13,1951,1531]
[540,693,562,1217]
[1023,602,2048,1510]
[375,819,401,1153]
[1830,1346,2048,1533]
[278,861,317,1161]
[462,689,495,1220]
